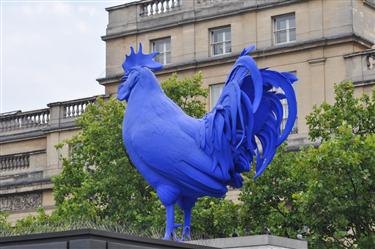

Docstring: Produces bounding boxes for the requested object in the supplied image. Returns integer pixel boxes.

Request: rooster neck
[127,70,163,102]
[127,80,163,105]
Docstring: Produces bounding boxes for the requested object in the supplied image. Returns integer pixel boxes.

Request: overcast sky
[1,0,133,113]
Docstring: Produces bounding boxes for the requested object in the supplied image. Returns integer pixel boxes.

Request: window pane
[165,51,171,64]
[275,30,287,43]
[276,17,287,30]
[289,16,296,28]
[224,29,231,41]
[224,41,231,53]
[212,30,223,42]
[153,41,162,52]
[165,40,171,51]
[210,84,224,108]
[289,28,296,41]
[154,53,162,63]
[213,43,223,55]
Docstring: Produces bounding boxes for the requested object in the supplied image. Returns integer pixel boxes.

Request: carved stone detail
[0,192,42,211]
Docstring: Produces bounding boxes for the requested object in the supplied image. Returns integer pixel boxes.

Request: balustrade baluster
[0,153,30,171]
[23,116,28,128]
[77,104,80,116]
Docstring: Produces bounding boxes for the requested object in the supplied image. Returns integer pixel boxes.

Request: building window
[151,37,171,65]
[210,83,224,108]
[210,26,231,56]
[273,13,296,45]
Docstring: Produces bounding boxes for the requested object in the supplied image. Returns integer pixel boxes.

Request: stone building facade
[1,0,374,223]
[0,97,101,223]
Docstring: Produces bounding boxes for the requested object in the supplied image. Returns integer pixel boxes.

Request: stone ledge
[0,178,52,194]
[189,235,308,249]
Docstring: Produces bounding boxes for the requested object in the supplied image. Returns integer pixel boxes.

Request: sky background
[1,0,133,113]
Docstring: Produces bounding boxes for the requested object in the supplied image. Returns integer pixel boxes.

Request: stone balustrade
[0,109,50,132]
[62,96,97,119]
[140,0,181,17]
[0,95,102,137]
[0,153,30,171]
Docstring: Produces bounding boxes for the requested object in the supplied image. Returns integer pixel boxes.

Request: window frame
[150,37,171,65]
[272,13,296,45]
[210,26,231,57]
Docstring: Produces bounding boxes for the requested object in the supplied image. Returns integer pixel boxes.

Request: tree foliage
[240,146,306,238]
[161,72,208,118]
[299,126,375,248]
[53,98,155,230]
[306,81,375,141]
[240,82,375,248]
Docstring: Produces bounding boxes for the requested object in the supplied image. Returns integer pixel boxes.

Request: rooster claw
[181,226,191,241]
[163,224,182,241]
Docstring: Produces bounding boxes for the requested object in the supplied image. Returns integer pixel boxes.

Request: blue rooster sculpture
[117,44,297,240]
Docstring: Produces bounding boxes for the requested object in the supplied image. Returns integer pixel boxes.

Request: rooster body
[118,44,297,240]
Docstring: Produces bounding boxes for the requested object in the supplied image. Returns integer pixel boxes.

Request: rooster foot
[163,223,181,241]
[163,231,178,241]
[181,226,191,241]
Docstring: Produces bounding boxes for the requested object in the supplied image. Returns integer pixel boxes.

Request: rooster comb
[122,43,163,75]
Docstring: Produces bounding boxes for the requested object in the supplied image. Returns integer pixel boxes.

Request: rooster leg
[163,205,178,240]
[178,197,197,241]
[181,208,192,241]
[158,185,180,240]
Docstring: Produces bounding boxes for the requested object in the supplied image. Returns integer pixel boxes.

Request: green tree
[299,126,375,248]
[240,146,306,238]
[303,81,375,248]
[53,97,154,230]
[306,81,375,141]
[0,212,11,234]
[161,72,208,118]
[240,82,375,248]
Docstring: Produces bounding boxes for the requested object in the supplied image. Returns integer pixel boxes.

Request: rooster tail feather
[201,45,297,185]
[260,69,297,145]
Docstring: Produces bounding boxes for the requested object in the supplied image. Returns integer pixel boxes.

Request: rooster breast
[122,87,228,198]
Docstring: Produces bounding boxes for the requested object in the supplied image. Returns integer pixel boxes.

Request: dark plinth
[0,229,217,249]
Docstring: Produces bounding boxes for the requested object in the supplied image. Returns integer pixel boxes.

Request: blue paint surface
[118,44,298,240]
